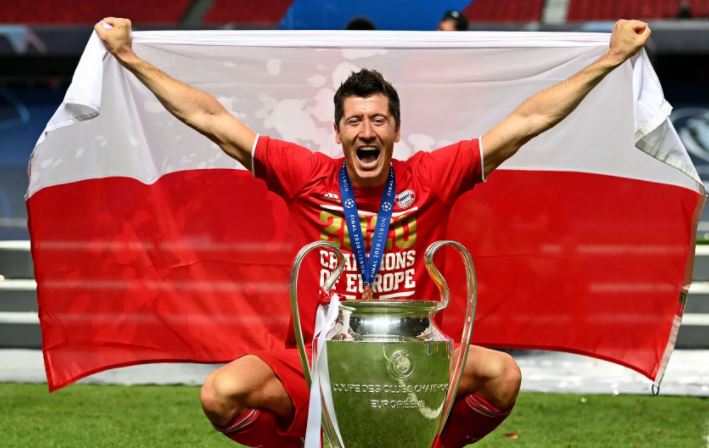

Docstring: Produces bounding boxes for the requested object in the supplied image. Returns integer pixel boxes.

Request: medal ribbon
[339,163,395,293]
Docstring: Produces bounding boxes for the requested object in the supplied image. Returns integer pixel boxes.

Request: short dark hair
[334,68,400,128]
[346,17,376,30]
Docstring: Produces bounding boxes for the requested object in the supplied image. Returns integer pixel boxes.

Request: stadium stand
[0,0,191,25]
[567,0,709,21]
[203,0,292,26]
[463,0,545,23]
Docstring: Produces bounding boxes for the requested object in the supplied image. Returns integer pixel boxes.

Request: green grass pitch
[1,383,707,447]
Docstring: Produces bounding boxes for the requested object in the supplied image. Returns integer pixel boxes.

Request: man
[95,18,651,447]
[438,10,469,31]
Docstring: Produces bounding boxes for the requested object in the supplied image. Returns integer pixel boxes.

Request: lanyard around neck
[338,163,396,294]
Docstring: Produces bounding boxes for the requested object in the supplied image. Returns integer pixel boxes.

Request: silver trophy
[290,240,477,448]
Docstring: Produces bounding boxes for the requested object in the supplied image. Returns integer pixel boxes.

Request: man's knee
[460,348,521,409]
[492,352,521,408]
[200,355,274,425]
[201,369,243,425]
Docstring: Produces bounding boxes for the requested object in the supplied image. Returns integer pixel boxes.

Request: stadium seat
[567,0,709,21]
[0,0,190,25]
[203,0,292,26]
[463,0,544,23]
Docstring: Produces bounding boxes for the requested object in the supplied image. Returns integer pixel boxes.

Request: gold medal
[362,285,373,301]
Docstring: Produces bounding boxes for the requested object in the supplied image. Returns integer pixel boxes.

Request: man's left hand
[606,19,652,67]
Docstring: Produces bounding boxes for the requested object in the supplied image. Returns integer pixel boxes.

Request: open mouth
[356,146,381,164]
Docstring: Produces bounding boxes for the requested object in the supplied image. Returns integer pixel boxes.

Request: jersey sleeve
[251,135,318,200]
[418,138,484,205]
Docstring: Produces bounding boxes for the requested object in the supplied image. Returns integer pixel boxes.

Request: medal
[339,163,395,301]
[362,285,373,301]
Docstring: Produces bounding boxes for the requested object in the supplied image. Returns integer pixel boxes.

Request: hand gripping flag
[27,30,705,391]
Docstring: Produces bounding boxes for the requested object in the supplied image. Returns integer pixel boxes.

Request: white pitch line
[682,314,709,326]
[0,279,37,290]
[691,282,709,293]
[0,240,31,251]
[0,312,39,324]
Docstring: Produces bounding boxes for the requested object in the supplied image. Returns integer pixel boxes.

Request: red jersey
[252,135,483,342]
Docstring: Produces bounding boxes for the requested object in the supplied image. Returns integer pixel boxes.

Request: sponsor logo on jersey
[322,192,340,202]
[396,190,416,209]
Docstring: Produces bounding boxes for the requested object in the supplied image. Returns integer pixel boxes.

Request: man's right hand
[94,17,135,64]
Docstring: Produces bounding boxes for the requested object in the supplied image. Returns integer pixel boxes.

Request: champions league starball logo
[344,198,355,209]
[387,349,415,379]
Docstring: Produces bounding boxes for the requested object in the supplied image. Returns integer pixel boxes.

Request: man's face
[438,20,457,31]
[335,94,400,188]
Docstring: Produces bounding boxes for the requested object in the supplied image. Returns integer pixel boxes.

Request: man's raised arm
[481,19,652,176]
[94,17,256,169]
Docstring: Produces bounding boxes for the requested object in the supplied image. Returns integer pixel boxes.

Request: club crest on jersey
[322,192,340,202]
[396,190,416,209]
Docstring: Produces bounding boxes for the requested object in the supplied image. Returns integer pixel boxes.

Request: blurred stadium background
[0,0,707,355]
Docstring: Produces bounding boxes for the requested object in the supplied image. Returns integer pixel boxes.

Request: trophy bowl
[290,241,477,448]
[326,299,451,447]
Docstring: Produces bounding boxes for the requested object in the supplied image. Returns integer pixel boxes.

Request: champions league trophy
[290,240,478,448]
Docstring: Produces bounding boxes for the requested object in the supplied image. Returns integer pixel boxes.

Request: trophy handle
[424,240,478,436]
[289,240,346,387]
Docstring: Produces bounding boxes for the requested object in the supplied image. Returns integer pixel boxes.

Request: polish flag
[27,31,705,391]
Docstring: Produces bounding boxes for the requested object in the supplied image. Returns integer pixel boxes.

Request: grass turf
[0,383,707,447]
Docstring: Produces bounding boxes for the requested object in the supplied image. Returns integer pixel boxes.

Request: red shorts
[252,347,312,438]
